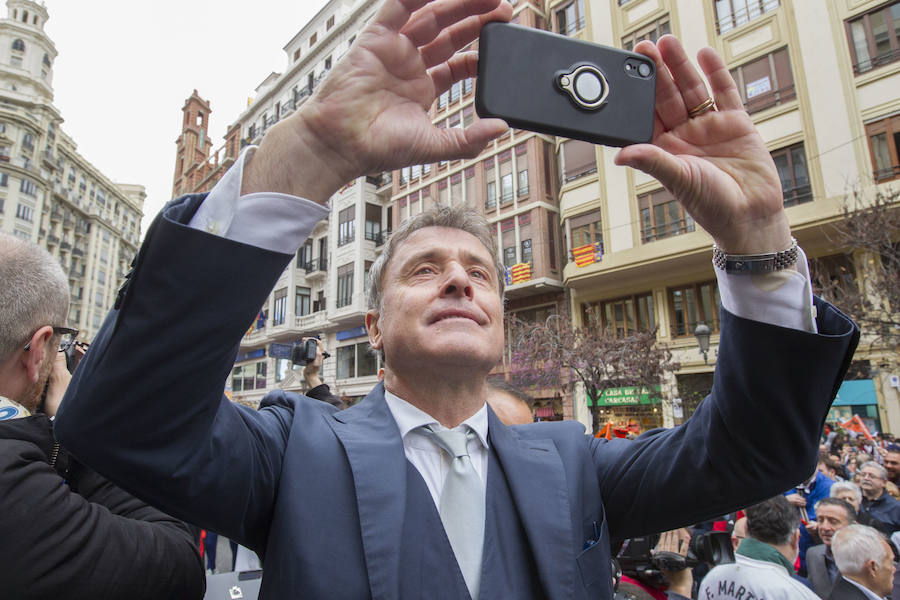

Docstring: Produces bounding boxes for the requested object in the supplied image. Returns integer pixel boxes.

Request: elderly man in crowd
[806,497,858,598]
[829,524,896,600]
[0,234,205,599]
[858,462,900,536]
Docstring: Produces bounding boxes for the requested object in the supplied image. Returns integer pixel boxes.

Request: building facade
[557,0,900,432]
[0,0,144,341]
[176,0,900,433]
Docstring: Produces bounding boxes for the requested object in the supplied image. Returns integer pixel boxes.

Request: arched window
[42,54,51,67]
[11,39,25,52]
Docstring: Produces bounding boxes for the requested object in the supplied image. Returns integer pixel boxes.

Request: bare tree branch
[509,306,680,433]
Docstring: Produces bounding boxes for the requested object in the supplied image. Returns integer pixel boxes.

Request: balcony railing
[365,228,385,245]
[874,164,900,183]
[716,0,779,35]
[782,184,812,207]
[641,218,695,243]
[744,84,796,114]
[304,257,328,273]
[853,47,900,75]
[562,166,598,184]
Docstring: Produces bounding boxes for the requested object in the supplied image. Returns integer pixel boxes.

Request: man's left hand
[615,36,790,256]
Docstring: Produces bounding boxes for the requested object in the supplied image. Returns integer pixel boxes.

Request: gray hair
[832,524,889,575]
[365,204,505,314]
[831,481,863,506]
[859,461,888,480]
[0,234,69,359]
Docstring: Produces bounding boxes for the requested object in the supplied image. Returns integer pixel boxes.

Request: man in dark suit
[54,0,859,598]
[829,524,895,599]
[806,497,857,598]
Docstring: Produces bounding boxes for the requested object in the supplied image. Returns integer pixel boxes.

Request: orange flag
[595,422,613,440]
[839,414,874,441]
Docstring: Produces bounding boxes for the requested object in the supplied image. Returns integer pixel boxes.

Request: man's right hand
[302,338,325,389]
[242,0,512,204]
[784,493,807,508]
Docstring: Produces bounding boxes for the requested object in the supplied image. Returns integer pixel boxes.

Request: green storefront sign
[587,385,662,407]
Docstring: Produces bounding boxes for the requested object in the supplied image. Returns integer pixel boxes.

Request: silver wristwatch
[712,237,799,275]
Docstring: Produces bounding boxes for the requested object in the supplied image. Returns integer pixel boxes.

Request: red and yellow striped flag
[572,242,602,267]
[510,262,531,284]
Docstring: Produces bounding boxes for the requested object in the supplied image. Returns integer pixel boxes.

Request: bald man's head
[487,381,533,426]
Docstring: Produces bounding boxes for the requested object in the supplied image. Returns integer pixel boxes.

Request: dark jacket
[861,492,900,535]
[307,382,345,410]
[827,576,875,600]
[0,414,205,600]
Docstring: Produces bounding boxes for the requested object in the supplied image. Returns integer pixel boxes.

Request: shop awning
[833,380,877,406]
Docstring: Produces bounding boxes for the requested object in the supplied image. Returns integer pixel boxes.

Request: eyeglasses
[23,326,80,353]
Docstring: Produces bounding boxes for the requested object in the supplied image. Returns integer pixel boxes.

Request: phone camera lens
[638,63,652,77]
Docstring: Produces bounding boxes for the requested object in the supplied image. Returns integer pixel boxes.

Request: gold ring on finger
[688,97,716,118]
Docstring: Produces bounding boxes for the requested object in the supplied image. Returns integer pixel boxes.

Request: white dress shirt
[186,147,819,510]
[384,390,489,506]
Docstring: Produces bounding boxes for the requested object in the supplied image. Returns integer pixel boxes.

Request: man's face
[817,461,836,480]
[368,227,504,375]
[816,505,852,548]
[834,489,860,512]
[874,539,897,596]
[859,466,887,498]
[884,452,900,481]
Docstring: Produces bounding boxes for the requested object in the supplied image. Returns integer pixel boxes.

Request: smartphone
[475,22,656,147]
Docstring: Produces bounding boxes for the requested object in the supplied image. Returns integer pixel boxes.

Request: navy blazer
[827,576,873,600]
[56,195,860,599]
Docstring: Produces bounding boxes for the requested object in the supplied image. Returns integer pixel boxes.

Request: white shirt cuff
[186,146,330,254]
[715,247,817,334]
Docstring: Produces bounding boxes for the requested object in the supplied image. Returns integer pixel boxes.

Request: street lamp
[694,322,711,365]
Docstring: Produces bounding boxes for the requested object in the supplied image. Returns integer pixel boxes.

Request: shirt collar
[0,396,30,420]
[383,389,490,449]
[842,576,886,600]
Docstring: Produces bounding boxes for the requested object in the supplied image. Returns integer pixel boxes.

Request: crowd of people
[620,429,900,599]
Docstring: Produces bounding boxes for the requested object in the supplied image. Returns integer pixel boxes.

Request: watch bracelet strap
[712,237,799,275]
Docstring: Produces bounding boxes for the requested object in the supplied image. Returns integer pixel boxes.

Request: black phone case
[475,22,656,147]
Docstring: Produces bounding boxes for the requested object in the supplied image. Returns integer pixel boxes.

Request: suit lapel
[488,408,576,600]
[329,383,406,600]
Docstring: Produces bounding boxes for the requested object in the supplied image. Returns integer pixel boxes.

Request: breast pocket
[577,520,612,597]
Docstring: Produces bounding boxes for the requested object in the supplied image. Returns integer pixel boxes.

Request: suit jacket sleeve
[55,194,303,552]
[592,298,858,540]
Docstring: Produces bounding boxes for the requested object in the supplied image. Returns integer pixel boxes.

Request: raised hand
[243,0,512,204]
[615,36,791,255]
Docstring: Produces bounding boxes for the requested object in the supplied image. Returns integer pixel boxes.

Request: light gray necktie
[422,426,485,600]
